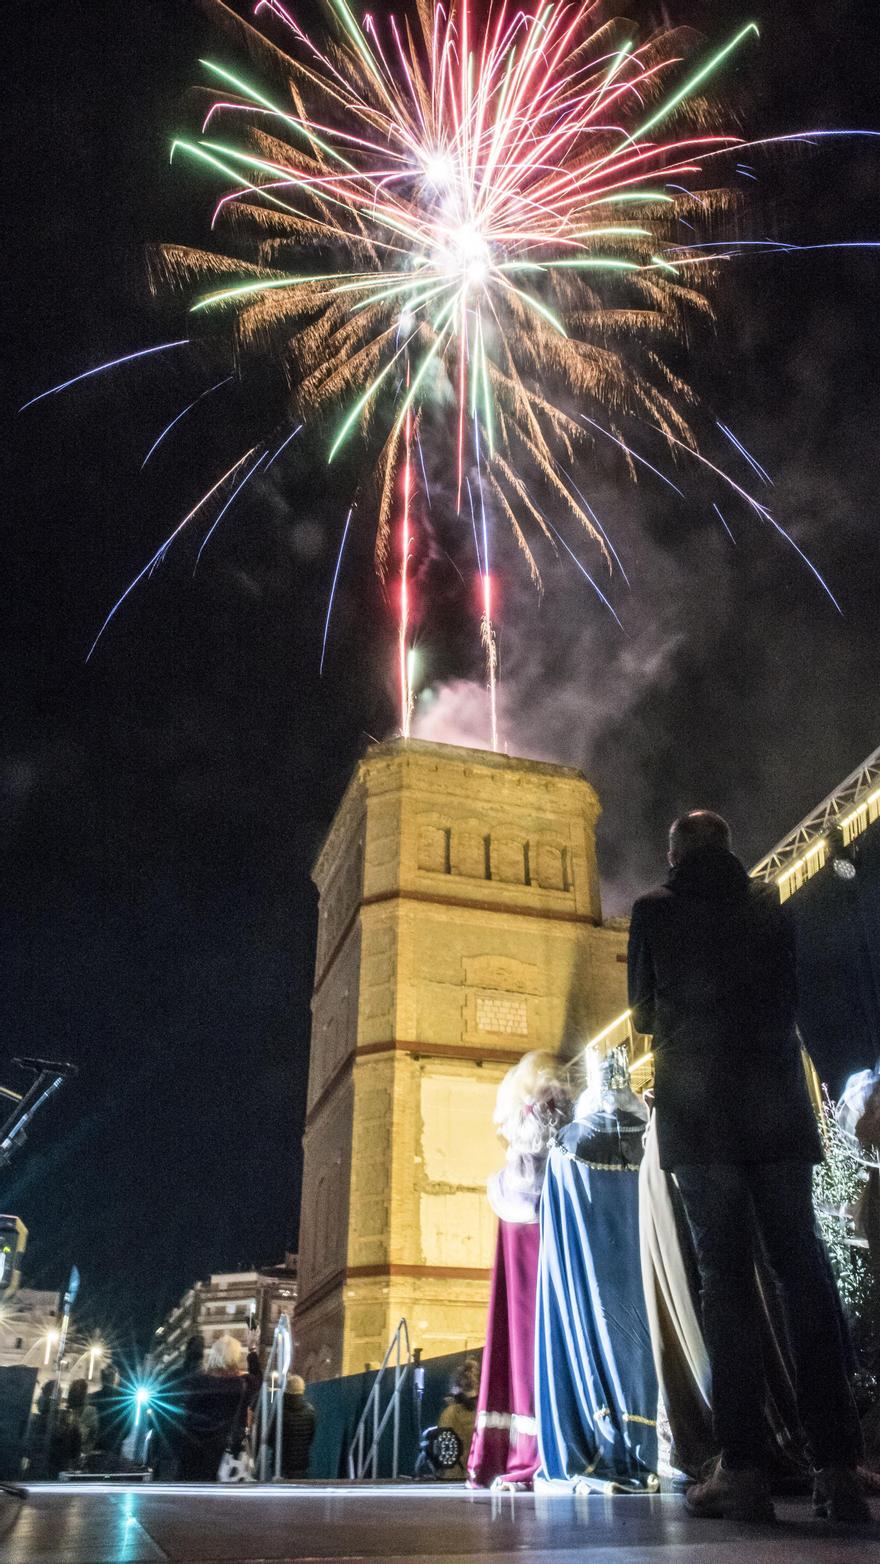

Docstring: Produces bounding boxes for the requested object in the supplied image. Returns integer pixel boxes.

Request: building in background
[0,1287,62,1381]
[151,1257,297,1371]
[0,1285,71,1457]
[0,1282,110,1407]
[294,739,629,1381]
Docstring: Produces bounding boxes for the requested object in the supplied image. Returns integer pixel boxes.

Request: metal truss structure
[585,740,880,1069]
[750,741,880,898]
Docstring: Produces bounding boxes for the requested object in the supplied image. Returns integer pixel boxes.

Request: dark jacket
[149,1364,202,1479]
[280,1392,316,1478]
[178,1372,249,1482]
[86,1384,127,1459]
[48,1407,82,1477]
[628,845,822,1170]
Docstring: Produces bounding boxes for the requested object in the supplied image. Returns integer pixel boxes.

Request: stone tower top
[312,739,603,994]
[314,738,597,872]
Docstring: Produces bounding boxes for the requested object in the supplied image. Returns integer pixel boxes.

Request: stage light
[827,824,858,880]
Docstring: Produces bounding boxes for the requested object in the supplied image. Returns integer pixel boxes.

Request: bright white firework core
[423,150,455,188]
[438,222,492,290]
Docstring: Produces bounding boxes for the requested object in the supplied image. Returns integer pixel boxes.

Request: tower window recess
[418,824,452,874]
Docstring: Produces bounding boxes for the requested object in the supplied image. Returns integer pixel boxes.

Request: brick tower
[294,739,627,1380]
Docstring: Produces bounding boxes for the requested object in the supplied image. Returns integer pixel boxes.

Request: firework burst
[23,2,870,741]
[156,0,756,737]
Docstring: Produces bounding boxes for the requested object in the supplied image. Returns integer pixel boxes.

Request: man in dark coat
[280,1375,316,1479]
[628,810,867,1524]
[150,1334,205,1480]
[86,1365,127,1466]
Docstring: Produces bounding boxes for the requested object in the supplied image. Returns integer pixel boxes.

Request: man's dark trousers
[673,1159,863,1471]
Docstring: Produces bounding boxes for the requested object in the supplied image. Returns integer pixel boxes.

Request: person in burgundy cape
[467,1051,573,1489]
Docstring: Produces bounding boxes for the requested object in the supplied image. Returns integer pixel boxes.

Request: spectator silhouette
[179,1334,251,1482]
[151,1334,205,1480]
[87,1364,126,1467]
[279,1374,316,1478]
[628,809,867,1524]
[437,1358,480,1481]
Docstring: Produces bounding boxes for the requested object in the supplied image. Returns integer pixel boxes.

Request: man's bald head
[668,810,731,866]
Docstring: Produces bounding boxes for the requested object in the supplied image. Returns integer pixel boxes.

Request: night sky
[4,1,880,1353]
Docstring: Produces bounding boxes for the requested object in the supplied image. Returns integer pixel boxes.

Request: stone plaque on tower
[294,739,627,1380]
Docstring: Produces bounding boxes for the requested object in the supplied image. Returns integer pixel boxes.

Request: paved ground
[1,1482,877,1563]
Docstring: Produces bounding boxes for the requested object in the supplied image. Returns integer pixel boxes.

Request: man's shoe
[812,1466,871,1524]
[685,1460,775,1522]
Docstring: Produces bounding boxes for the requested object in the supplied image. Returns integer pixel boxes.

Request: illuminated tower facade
[294,739,628,1380]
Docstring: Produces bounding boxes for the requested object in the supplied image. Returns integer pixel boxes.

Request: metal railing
[750,742,880,897]
[253,1312,293,1482]
[347,1317,411,1480]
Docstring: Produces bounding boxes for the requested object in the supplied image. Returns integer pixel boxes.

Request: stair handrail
[347,1316,412,1480]
[254,1311,293,1481]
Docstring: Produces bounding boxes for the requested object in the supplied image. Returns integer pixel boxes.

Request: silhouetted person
[39,1378,88,1477]
[628,810,867,1524]
[436,1358,480,1481]
[279,1374,316,1479]
[151,1334,205,1480]
[62,1378,92,1469]
[182,1333,206,1376]
[27,1380,56,1478]
[246,1348,263,1405]
[179,1334,251,1482]
[87,1364,126,1466]
[854,1071,880,1276]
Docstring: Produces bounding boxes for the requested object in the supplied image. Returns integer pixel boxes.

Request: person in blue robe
[536,1049,659,1491]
